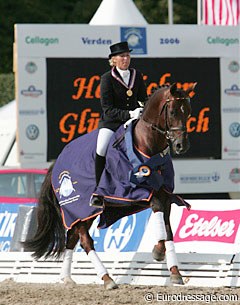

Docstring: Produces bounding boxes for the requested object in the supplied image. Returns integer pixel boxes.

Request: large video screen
[47,58,221,160]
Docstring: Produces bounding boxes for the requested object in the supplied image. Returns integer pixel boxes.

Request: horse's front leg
[151,194,184,285]
[164,225,184,285]
[78,221,118,290]
[150,195,167,261]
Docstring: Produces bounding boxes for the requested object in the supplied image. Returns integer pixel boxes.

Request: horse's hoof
[170,274,184,285]
[152,245,165,261]
[104,279,118,290]
[60,276,77,285]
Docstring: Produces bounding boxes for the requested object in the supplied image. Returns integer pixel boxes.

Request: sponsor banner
[221,58,240,159]
[148,25,239,58]
[1,200,239,254]
[74,209,151,252]
[0,200,151,252]
[46,58,220,160]
[16,57,47,164]
[139,199,240,254]
[15,25,238,58]
[15,24,118,58]
[0,202,35,252]
[173,159,240,193]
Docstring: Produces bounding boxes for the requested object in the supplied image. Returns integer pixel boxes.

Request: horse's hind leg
[60,224,81,284]
[78,220,118,290]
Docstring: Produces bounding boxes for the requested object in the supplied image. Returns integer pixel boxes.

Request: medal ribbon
[111,68,136,91]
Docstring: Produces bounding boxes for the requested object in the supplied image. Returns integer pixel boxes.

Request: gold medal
[126,89,133,96]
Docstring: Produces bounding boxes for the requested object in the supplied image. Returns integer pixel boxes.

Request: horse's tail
[24,162,66,259]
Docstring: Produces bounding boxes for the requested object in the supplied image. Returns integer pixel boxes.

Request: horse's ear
[170,83,178,96]
[186,82,197,95]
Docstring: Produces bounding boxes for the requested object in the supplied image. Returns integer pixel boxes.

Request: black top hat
[109,41,132,58]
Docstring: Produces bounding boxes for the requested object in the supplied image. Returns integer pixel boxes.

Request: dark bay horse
[24,83,196,289]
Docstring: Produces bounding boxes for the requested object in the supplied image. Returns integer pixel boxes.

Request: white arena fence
[0,251,239,287]
[0,199,239,287]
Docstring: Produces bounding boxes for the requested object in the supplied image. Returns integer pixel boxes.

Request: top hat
[109,41,132,58]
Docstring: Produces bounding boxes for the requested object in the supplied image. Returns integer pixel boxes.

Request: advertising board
[14,24,240,193]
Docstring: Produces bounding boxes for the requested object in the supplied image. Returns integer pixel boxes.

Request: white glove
[129,107,143,119]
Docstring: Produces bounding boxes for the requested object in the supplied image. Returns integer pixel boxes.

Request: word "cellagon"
[25,36,59,46]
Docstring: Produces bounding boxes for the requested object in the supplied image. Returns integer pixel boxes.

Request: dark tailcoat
[98,66,147,131]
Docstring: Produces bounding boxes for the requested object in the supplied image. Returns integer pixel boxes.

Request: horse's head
[165,83,197,154]
[142,82,197,155]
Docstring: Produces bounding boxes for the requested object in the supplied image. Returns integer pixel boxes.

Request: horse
[24,82,196,289]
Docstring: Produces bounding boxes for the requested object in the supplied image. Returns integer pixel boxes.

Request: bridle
[142,97,190,142]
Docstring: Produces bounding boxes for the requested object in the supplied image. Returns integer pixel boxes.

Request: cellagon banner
[47,58,221,160]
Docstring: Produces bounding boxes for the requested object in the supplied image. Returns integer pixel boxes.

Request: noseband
[142,97,190,142]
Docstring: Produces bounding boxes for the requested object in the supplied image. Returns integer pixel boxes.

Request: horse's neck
[133,120,168,156]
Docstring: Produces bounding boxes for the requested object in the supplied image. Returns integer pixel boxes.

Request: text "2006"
[160,38,180,44]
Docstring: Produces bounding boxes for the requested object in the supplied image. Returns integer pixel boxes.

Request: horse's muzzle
[172,133,190,155]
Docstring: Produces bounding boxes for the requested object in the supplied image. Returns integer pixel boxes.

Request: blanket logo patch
[135,165,151,178]
[58,171,75,198]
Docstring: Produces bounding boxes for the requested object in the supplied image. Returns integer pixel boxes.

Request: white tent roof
[89,0,148,25]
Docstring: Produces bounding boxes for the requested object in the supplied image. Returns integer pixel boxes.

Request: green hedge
[0,73,15,107]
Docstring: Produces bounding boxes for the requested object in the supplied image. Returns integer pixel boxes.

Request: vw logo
[229,122,240,137]
[228,61,239,73]
[25,61,37,73]
[26,124,39,140]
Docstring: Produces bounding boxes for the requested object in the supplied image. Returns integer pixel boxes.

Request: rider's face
[113,52,131,70]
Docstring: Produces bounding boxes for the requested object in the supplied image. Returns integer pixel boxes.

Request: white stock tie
[122,70,130,85]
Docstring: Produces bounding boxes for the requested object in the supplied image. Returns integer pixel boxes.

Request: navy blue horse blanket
[51,123,189,229]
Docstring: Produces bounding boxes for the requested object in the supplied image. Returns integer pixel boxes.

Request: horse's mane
[143,85,170,112]
[149,84,170,96]
[146,83,187,105]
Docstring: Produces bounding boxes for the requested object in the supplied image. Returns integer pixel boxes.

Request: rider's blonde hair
[109,57,115,67]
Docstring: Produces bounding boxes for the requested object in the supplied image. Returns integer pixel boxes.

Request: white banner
[221,58,240,159]
[16,57,47,163]
[139,199,240,254]
[15,24,239,58]
[173,159,240,193]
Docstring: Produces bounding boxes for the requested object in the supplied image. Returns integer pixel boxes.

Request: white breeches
[96,128,114,157]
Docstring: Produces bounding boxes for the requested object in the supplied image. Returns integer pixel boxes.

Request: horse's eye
[170,110,177,116]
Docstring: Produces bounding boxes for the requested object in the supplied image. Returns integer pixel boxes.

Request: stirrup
[89,194,104,208]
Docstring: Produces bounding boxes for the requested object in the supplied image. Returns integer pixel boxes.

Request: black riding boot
[89,154,106,207]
